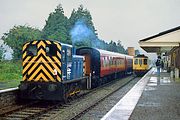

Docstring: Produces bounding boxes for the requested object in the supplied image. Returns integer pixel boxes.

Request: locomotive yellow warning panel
[22,40,62,82]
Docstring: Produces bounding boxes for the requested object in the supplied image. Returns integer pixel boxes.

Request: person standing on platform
[156,56,161,75]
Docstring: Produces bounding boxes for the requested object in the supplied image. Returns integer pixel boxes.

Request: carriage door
[84,54,91,76]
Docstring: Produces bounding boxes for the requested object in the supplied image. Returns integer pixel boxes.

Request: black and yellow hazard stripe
[22,40,62,82]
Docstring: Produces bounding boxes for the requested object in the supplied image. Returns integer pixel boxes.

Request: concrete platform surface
[101,68,154,120]
[130,69,180,120]
[101,68,180,120]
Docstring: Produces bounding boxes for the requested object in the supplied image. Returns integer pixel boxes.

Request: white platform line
[101,68,154,120]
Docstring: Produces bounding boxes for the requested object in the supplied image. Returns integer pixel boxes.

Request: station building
[139,26,180,78]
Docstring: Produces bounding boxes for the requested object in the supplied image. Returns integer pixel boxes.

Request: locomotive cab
[61,44,73,80]
[61,44,84,80]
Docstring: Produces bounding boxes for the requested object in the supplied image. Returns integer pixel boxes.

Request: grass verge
[0,60,22,90]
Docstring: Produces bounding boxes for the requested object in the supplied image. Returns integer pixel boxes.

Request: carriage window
[46,44,58,56]
[144,59,147,65]
[110,57,112,65]
[103,57,106,67]
[27,45,37,56]
[104,57,108,67]
[120,59,123,65]
[134,59,138,64]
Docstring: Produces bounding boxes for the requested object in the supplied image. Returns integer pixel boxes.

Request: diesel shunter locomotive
[19,40,85,101]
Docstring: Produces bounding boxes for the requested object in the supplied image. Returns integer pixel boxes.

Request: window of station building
[27,44,37,56]
[144,59,147,65]
[46,44,58,56]
[134,59,138,65]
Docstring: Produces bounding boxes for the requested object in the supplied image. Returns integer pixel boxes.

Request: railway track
[37,76,136,120]
[0,76,136,120]
[69,76,137,120]
[0,100,62,120]
[0,100,38,116]
[76,77,141,119]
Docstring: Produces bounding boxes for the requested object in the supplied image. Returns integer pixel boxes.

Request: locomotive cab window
[27,45,37,56]
[134,59,138,64]
[46,44,58,56]
[139,59,142,65]
[144,59,148,65]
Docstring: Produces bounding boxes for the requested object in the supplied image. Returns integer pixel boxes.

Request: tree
[42,4,71,44]
[0,45,3,61]
[135,49,140,55]
[117,40,127,54]
[105,40,127,54]
[69,5,97,47]
[2,25,42,59]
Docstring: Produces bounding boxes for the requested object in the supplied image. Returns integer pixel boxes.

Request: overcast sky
[0,0,180,58]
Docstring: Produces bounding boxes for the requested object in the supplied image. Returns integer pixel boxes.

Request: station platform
[101,68,180,120]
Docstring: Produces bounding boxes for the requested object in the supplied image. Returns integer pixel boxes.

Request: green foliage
[1,25,42,59]
[42,4,71,44]
[0,45,3,60]
[107,40,127,54]
[74,39,91,48]
[69,5,95,31]
[0,60,22,89]
[69,5,97,47]
[135,49,140,55]
[117,40,127,54]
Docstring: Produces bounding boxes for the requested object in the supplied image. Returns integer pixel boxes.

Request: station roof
[139,26,180,53]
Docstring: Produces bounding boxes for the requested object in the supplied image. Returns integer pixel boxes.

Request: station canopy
[139,26,180,54]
